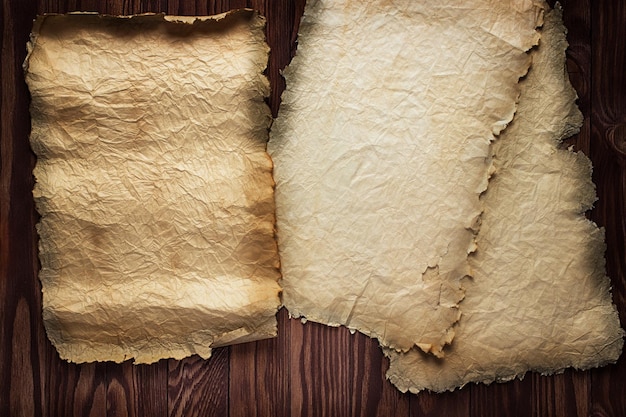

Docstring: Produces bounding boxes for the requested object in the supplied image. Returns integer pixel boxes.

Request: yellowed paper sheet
[385,6,624,393]
[25,10,281,364]
[269,0,543,355]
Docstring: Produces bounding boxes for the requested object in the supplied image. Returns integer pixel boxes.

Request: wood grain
[168,351,228,417]
[45,361,107,417]
[589,0,626,416]
[288,318,411,417]
[470,379,533,417]
[531,371,590,417]
[1,1,624,416]
[411,389,468,417]
[105,361,168,417]
[229,309,291,417]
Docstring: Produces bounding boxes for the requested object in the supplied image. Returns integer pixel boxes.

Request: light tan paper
[385,6,625,393]
[268,0,543,355]
[25,10,282,364]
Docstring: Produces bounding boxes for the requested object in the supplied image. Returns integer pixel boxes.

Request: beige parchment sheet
[25,10,282,364]
[268,0,544,356]
[385,6,625,393]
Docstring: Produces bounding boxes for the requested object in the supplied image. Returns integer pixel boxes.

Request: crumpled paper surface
[25,10,282,364]
[268,0,543,356]
[385,6,625,393]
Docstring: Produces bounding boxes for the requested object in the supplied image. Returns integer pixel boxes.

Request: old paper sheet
[269,0,543,355]
[385,6,625,393]
[26,11,281,364]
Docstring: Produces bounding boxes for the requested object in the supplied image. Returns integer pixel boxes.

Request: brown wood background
[2,0,625,416]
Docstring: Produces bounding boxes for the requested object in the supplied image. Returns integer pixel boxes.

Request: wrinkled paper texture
[26,10,282,364]
[385,6,625,393]
[269,0,543,355]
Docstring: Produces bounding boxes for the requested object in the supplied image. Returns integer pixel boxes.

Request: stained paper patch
[26,10,281,364]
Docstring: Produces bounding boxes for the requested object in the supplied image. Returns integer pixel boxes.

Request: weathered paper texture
[25,10,282,364]
[268,0,543,355]
[385,6,625,393]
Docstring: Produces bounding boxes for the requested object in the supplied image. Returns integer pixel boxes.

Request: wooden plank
[168,350,229,417]
[531,372,590,417]
[106,371,133,417]
[106,361,168,417]
[7,298,40,417]
[410,390,468,417]
[1,0,54,416]
[288,319,410,417]
[75,0,102,12]
[377,359,411,417]
[589,0,626,415]
[134,362,169,417]
[229,308,291,417]
[45,358,107,417]
[470,379,533,417]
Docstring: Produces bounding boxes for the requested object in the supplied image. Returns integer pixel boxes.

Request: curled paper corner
[416,326,458,359]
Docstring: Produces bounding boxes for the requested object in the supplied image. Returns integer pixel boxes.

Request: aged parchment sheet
[26,10,282,364]
[385,6,624,393]
[268,0,543,356]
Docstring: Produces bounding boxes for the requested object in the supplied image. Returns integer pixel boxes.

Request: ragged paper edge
[24,9,263,67]
[277,0,544,356]
[25,9,283,364]
[433,0,548,357]
[277,0,546,358]
[384,3,624,393]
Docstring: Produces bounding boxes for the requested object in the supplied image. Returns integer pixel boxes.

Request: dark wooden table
[2,1,624,416]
